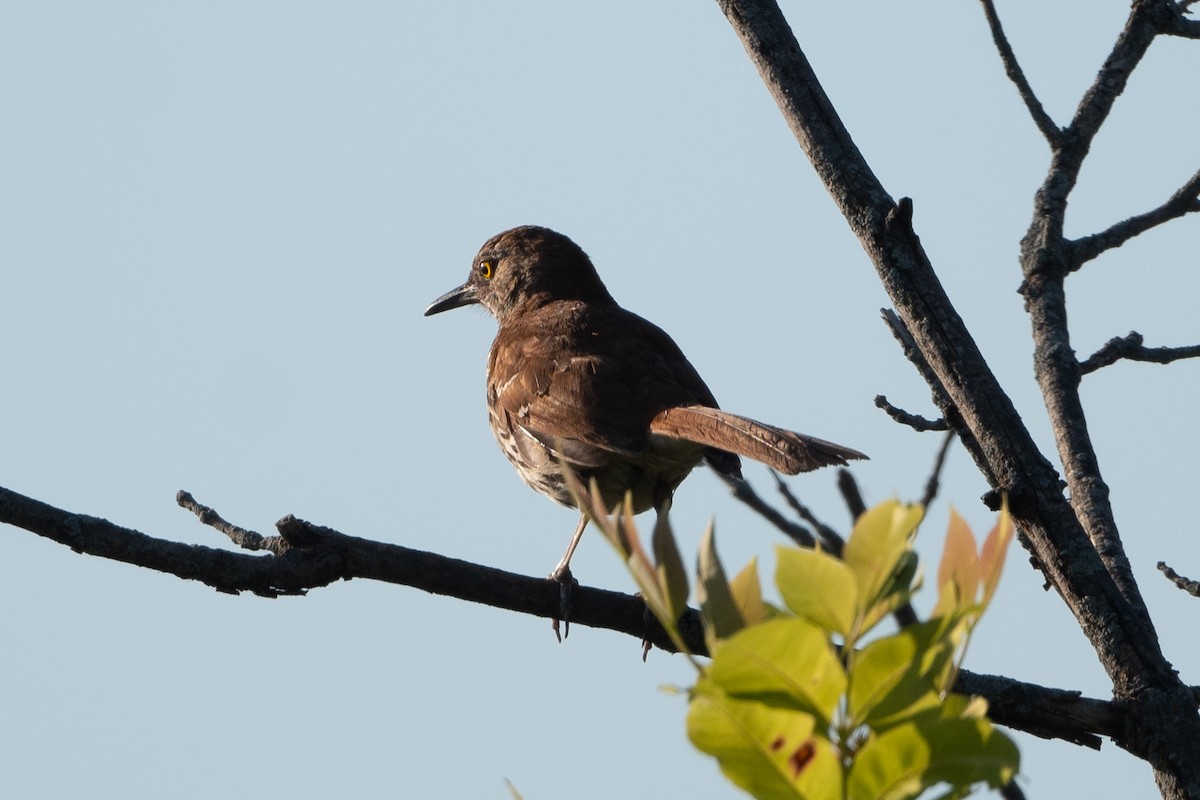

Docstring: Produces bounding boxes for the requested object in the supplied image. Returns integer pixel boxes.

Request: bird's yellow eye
[479,260,494,280]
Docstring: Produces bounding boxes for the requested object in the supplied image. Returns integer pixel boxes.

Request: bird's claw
[549,566,576,642]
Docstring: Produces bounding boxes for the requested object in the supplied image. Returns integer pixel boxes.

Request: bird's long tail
[649,405,867,475]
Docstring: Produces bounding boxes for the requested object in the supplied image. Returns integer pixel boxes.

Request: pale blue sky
[3,3,1197,798]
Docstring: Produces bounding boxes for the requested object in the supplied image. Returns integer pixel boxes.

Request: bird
[425,225,865,634]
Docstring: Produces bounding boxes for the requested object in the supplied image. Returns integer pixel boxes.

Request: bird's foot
[548,565,577,642]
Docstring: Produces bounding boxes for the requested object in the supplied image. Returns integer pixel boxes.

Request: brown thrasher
[425,226,865,632]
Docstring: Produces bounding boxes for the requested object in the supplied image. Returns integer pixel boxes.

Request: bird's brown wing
[486,302,719,469]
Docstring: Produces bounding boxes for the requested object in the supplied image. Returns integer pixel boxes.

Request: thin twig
[1158,562,1200,597]
[876,395,951,431]
[176,490,289,555]
[978,0,1062,144]
[837,468,867,521]
[1079,331,1200,374]
[769,471,846,555]
[918,430,956,512]
[716,472,816,547]
[1071,167,1200,267]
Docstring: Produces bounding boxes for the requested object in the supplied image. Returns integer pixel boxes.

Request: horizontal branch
[875,395,950,432]
[1079,331,1200,375]
[1,482,1123,747]
[1165,11,1200,38]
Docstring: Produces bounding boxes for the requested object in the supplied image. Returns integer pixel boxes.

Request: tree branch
[1079,332,1200,374]
[1158,562,1200,597]
[176,490,289,555]
[1018,5,1195,652]
[1165,5,1200,38]
[0,482,1134,748]
[1071,167,1200,267]
[978,0,1063,145]
[875,395,951,432]
[714,0,1200,790]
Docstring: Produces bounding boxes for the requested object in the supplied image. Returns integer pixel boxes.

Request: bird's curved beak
[424,282,479,316]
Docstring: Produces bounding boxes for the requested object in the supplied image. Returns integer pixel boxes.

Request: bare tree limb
[1165,6,1200,38]
[768,471,846,554]
[978,0,1063,144]
[836,468,868,521]
[714,1,1200,792]
[1158,562,1200,597]
[1071,167,1200,267]
[715,472,816,547]
[176,490,289,555]
[919,430,957,512]
[1079,332,1200,374]
[1017,0,1178,644]
[875,395,950,431]
[0,482,1135,748]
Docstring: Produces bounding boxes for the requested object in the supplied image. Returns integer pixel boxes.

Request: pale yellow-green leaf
[934,508,980,617]
[652,504,689,624]
[775,545,859,637]
[708,617,846,725]
[843,501,924,627]
[729,557,769,627]
[848,717,1019,800]
[688,679,842,800]
[696,522,745,646]
[847,618,961,730]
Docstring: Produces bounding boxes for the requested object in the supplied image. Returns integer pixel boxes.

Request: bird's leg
[549,512,587,641]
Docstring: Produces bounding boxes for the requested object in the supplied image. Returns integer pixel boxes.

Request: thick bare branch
[1079,332,1200,374]
[1017,0,1184,657]
[978,0,1063,144]
[714,1,1200,790]
[0,482,1133,747]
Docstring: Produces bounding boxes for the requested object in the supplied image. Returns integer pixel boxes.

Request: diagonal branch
[1071,167,1200,267]
[1157,562,1200,597]
[714,1,1200,788]
[176,490,289,554]
[978,0,1063,145]
[1079,331,1200,374]
[0,482,1126,748]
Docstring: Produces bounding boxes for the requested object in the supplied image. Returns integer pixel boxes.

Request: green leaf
[688,679,842,800]
[847,717,1019,800]
[775,546,859,637]
[696,522,745,646]
[708,617,846,725]
[729,557,770,627]
[847,618,959,730]
[843,501,924,632]
[652,503,690,624]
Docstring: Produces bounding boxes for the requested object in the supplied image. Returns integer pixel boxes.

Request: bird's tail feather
[649,405,866,475]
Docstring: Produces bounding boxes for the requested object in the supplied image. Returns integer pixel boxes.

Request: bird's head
[424,226,614,322]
